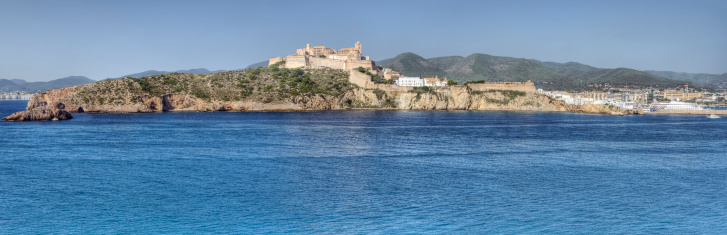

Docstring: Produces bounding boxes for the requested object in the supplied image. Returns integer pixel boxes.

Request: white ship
[651,101,703,110]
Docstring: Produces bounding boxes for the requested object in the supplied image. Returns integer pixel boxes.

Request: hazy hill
[246,61,269,69]
[0,79,26,92]
[118,68,226,79]
[24,76,96,91]
[10,79,28,85]
[540,61,688,89]
[644,70,727,89]
[381,52,692,90]
[0,76,96,92]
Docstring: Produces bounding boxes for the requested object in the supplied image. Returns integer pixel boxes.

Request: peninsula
[3,42,632,121]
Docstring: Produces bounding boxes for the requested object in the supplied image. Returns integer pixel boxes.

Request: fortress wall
[349,70,372,88]
[308,57,346,70]
[348,60,376,71]
[268,57,284,66]
[285,55,308,68]
[467,82,537,93]
[365,84,411,92]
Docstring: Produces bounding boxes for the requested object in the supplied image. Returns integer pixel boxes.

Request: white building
[396,77,424,87]
[395,75,448,87]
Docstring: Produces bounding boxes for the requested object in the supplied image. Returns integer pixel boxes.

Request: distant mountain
[246,61,269,69]
[117,68,226,79]
[382,53,569,90]
[10,79,27,85]
[0,76,95,92]
[381,52,690,90]
[643,70,727,89]
[376,58,391,66]
[383,53,443,78]
[0,79,26,92]
[541,61,687,89]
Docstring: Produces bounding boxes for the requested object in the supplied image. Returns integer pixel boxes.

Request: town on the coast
[0,92,34,100]
[269,42,726,113]
[4,41,726,122]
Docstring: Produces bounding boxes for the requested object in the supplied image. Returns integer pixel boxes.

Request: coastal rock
[567,103,635,115]
[2,105,73,121]
[10,69,632,116]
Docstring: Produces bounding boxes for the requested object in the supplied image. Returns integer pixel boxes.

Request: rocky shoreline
[1,86,635,121]
[2,102,73,121]
[1,68,637,121]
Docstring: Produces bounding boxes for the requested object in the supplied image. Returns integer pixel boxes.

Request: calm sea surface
[1,100,726,233]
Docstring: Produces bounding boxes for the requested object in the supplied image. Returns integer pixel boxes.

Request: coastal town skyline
[1,0,725,81]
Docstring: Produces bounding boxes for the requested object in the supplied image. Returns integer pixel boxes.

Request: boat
[707,114,721,119]
[650,100,704,110]
[52,117,58,121]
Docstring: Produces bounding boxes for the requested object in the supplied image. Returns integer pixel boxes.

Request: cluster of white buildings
[0,93,34,100]
[395,75,449,87]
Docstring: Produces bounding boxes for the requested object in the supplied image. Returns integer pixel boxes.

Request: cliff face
[2,102,73,121]
[7,67,631,120]
[19,83,575,113]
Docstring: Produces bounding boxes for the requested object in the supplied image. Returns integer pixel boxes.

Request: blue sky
[1,0,725,81]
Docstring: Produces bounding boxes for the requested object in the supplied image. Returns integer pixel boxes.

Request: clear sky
[1,0,725,81]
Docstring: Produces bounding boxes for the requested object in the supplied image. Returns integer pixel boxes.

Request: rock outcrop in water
[2,102,73,121]
[3,66,633,120]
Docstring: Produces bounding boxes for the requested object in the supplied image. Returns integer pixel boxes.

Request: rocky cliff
[4,67,633,121]
[2,102,73,121]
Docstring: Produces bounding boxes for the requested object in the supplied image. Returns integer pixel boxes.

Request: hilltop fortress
[269,41,377,71]
[269,41,536,93]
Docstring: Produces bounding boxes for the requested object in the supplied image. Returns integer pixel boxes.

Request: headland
[3,42,635,121]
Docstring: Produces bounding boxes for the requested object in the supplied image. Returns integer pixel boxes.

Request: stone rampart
[349,70,372,88]
[348,60,376,71]
[285,55,308,68]
[268,57,284,66]
[365,84,411,92]
[308,57,347,70]
[467,81,537,93]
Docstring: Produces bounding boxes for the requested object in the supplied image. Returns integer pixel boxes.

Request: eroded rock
[2,105,73,121]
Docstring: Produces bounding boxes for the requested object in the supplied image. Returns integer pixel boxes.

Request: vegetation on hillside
[76,64,353,106]
[381,52,696,91]
[644,70,727,89]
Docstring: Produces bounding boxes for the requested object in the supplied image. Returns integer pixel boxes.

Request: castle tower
[306,44,312,55]
[355,41,361,52]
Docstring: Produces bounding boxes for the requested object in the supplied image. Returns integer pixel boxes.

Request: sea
[1,100,726,233]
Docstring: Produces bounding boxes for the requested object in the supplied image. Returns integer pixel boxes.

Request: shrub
[373,89,386,100]
[464,80,486,85]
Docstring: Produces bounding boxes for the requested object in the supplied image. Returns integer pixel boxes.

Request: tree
[447,80,458,86]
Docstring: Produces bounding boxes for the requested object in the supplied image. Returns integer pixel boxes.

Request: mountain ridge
[0,76,95,92]
[380,52,694,90]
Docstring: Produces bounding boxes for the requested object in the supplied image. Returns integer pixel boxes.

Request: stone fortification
[269,42,377,71]
[467,81,537,93]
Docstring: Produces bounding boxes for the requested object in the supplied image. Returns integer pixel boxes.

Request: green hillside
[542,62,689,89]
[381,52,691,91]
[644,70,727,89]
[382,53,444,78]
[382,53,568,90]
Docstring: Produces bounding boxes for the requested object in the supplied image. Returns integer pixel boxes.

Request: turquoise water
[1,100,726,233]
